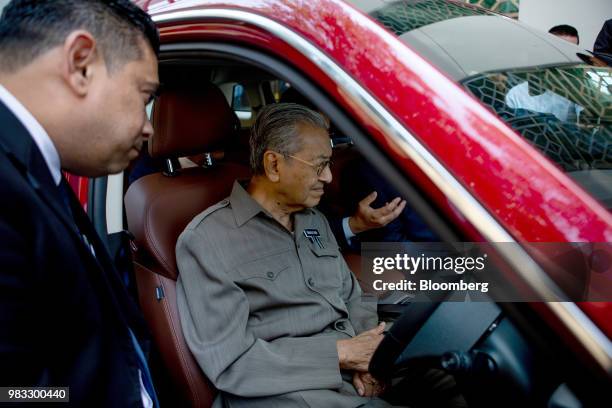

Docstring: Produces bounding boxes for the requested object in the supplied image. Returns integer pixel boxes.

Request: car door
[90,0,612,405]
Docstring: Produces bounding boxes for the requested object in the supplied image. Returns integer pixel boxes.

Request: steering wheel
[368,302,440,381]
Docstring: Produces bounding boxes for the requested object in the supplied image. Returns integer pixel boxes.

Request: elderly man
[176,103,406,407]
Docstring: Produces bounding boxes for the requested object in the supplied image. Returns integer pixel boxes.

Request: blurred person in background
[548,24,579,45]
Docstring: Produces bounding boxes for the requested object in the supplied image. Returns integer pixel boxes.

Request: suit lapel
[0,101,87,246]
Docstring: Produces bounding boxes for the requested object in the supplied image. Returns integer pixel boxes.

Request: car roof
[360,0,585,81]
[399,15,583,81]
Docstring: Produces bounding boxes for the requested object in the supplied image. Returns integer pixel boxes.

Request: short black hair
[549,24,579,44]
[0,0,160,73]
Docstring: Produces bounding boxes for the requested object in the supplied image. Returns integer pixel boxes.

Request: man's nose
[142,117,154,139]
[319,165,332,184]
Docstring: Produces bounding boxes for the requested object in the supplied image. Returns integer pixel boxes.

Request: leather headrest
[125,164,251,280]
[149,83,237,158]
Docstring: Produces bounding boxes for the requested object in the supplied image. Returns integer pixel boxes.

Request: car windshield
[462,65,612,207]
[369,0,491,34]
[362,0,612,209]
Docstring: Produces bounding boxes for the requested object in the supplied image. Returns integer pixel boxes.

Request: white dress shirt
[342,216,356,243]
[505,81,583,122]
[0,84,61,185]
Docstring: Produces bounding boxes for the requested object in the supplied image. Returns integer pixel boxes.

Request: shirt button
[336,321,346,331]
[307,278,315,286]
[266,271,275,279]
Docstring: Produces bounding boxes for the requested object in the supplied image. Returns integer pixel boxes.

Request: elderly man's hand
[348,192,406,234]
[352,371,388,397]
[337,322,385,372]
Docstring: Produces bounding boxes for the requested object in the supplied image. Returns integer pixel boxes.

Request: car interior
[117,52,607,407]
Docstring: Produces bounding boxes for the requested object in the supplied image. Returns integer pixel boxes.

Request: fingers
[361,380,376,397]
[374,198,401,218]
[384,197,403,213]
[353,372,365,396]
[362,321,385,336]
[373,197,400,213]
[354,372,375,397]
[396,199,407,214]
[356,193,408,231]
[354,372,384,397]
[364,373,387,397]
[371,197,402,216]
[376,199,406,226]
[359,191,378,207]
[340,322,386,372]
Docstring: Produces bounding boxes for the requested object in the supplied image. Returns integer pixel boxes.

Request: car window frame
[159,43,461,245]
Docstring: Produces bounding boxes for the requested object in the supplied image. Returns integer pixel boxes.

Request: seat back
[125,82,250,407]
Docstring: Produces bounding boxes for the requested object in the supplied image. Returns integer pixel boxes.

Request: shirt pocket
[234,249,293,313]
[234,248,292,282]
[308,243,344,290]
[309,246,339,258]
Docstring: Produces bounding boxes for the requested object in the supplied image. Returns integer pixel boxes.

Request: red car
[87,0,612,406]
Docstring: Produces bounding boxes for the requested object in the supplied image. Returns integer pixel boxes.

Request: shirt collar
[230,180,266,227]
[0,84,61,185]
[229,180,314,228]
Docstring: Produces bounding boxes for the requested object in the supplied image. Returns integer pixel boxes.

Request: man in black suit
[0,1,160,406]
[595,19,612,54]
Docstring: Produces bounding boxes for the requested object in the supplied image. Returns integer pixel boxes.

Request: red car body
[134,0,612,382]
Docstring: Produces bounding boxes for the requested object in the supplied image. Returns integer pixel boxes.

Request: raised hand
[348,192,406,234]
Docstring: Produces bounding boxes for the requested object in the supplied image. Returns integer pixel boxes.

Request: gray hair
[249,103,328,175]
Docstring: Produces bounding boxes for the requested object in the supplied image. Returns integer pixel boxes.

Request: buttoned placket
[259,209,316,293]
[232,180,351,333]
[292,212,350,326]
[293,211,318,292]
[259,210,323,297]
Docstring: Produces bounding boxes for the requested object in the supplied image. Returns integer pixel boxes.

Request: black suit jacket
[594,19,612,54]
[0,101,150,407]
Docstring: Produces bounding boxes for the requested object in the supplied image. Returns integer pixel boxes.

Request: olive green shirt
[176,181,390,408]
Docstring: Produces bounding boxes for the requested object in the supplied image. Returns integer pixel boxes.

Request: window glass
[462,65,612,208]
[370,0,488,35]
[269,80,291,102]
[232,84,250,111]
[146,100,154,119]
[363,0,612,211]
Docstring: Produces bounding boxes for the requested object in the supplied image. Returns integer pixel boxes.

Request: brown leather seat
[125,82,250,407]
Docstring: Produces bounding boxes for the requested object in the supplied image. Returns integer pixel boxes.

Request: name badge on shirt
[303,229,324,249]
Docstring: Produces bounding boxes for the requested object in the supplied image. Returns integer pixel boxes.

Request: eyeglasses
[286,154,333,176]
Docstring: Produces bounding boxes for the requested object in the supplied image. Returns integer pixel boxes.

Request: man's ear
[61,30,100,97]
[263,151,281,183]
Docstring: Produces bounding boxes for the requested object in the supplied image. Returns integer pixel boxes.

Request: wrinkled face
[82,40,158,176]
[278,123,333,210]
